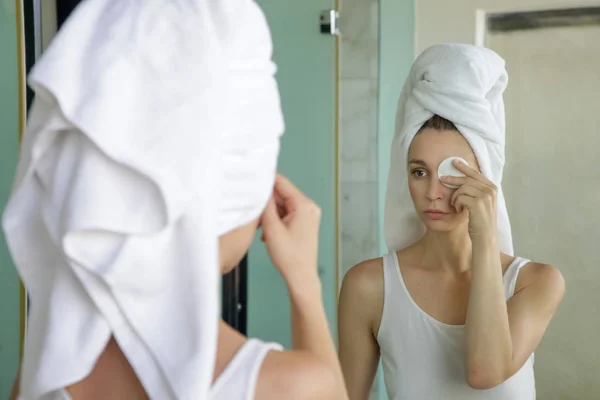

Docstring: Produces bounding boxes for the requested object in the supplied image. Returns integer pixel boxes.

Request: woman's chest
[401,267,471,326]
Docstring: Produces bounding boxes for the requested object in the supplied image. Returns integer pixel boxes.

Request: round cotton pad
[437,157,468,189]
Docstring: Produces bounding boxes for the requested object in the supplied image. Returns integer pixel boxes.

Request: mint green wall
[376,1,414,399]
[0,2,22,398]
[247,1,338,346]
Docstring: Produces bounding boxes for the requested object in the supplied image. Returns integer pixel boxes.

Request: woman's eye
[412,169,427,177]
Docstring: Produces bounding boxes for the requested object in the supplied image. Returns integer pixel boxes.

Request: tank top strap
[378,252,415,341]
[210,339,283,400]
[382,251,426,307]
[381,252,406,304]
[503,256,531,300]
[382,252,396,283]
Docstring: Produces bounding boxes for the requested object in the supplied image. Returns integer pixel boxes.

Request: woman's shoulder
[341,256,385,301]
[339,257,385,330]
[215,323,336,400]
[257,350,338,400]
[512,256,565,297]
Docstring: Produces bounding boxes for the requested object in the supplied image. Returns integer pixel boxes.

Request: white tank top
[377,252,536,400]
[53,339,282,400]
[210,339,283,400]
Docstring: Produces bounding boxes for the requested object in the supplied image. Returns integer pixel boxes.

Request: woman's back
[377,252,536,399]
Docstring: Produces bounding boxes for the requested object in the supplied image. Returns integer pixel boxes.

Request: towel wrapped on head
[384,43,514,255]
[2,0,282,399]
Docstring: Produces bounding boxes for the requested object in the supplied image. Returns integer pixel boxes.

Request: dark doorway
[221,256,248,335]
[56,0,82,29]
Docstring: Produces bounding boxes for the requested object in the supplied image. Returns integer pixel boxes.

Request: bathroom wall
[415,0,600,53]
[487,22,600,399]
[0,1,22,397]
[338,1,380,397]
[339,0,379,278]
[338,0,416,294]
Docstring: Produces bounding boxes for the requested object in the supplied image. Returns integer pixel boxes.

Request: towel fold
[2,0,283,399]
[384,43,513,255]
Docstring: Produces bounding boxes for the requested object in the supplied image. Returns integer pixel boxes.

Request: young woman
[6,0,348,399]
[338,44,565,399]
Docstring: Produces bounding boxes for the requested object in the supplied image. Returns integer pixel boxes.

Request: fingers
[262,174,320,232]
[450,185,480,210]
[451,159,478,178]
[273,191,286,219]
[273,174,320,220]
[440,175,466,187]
[260,196,284,235]
[451,159,495,187]
[442,175,488,191]
[273,174,307,204]
[272,174,305,217]
[450,178,497,214]
[453,193,475,213]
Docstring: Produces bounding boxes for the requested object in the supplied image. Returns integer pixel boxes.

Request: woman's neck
[419,227,472,274]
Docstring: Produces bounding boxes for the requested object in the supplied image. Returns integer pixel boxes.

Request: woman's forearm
[287,274,348,399]
[465,239,513,388]
[9,370,20,400]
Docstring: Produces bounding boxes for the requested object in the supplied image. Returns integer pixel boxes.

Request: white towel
[384,43,514,255]
[2,0,283,399]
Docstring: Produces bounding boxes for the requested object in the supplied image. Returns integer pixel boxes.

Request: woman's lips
[424,210,449,220]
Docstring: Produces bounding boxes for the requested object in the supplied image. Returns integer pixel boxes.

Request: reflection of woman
[338,44,565,399]
[5,1,347,399]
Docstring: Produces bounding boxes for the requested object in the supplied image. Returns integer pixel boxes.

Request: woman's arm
[338,259,383,400]
[216,276,346,400]
[255,277,346,400]
[444,162,566,389]
[255,175,348,400]
[9,369,20,400]
[466,241,565,389]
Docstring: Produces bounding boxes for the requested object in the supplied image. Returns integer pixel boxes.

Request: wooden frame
[15,0,28,360]
[15,0,59,361]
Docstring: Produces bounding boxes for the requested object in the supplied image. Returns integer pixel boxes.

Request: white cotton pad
[437,157,469,189]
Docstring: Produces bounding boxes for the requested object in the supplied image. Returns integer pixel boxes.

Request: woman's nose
[426,176,446,201]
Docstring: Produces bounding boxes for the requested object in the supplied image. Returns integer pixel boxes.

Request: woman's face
[407,128,480,232]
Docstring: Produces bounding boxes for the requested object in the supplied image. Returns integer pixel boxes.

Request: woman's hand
[440,160,497,242]
[259,175,348,400]
[260,174,322,288]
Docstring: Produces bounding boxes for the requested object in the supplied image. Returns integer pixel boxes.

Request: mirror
[337,3,599,400]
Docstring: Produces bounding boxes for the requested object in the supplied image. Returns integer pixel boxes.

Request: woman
[10,176,347,400]
[338,44,565,399]
[6,0,347,399]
